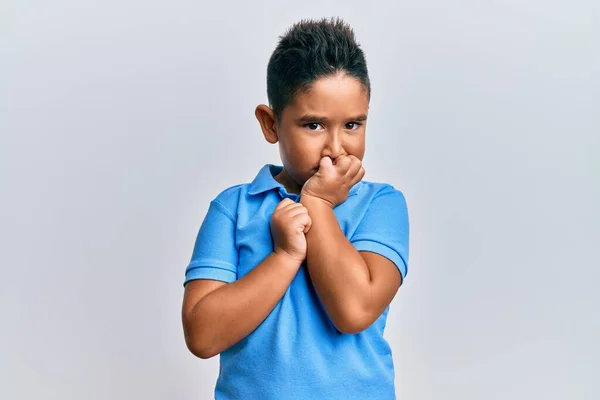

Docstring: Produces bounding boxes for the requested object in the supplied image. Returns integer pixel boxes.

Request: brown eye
[304,123,322,131]
[346,122,362,130]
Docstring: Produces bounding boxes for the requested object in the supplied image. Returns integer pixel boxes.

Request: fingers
[280,202,302,212]
[275,197,295,210]
[335,155,352,171]
[341,156,365,189]
[345,156,362,178]
[293,212,312,233]
[276,199,306,215]
[275,200,309,221]
[352,166,366,185]
[304,213,312,233]
[334,154,362,175]
[319,156,334,171]
[284,204,308,219]
[276,202,311,233]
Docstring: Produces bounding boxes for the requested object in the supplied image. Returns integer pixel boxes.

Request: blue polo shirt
[184,164,410,400]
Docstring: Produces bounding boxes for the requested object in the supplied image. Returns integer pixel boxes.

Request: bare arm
[182,251,301,359]
[301,195,370,327]
[182,198,312,359]
[299,155,403,334]
[301,196,401,334]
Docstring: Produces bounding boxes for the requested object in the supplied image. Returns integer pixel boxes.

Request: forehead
[286,74,369,118]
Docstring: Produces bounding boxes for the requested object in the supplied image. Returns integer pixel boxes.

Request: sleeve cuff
[184,264,237,286]
[352,239,408,279]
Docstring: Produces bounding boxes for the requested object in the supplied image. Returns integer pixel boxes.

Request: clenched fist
[301,155,365,208]
[270,198,312,262]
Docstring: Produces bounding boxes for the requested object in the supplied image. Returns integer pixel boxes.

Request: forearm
[186,251,301,358]
[301,196,371,331]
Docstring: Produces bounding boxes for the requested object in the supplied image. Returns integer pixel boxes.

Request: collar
[248,164,363,197]
[248,164,285,195]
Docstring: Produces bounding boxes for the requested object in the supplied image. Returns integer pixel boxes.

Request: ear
[255,104,279,144]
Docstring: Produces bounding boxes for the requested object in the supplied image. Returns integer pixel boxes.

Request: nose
[323,130,345,160]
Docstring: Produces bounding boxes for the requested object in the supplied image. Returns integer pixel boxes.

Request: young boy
[181,17,410,400]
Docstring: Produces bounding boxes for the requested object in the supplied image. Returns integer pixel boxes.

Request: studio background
[1,1,598,399]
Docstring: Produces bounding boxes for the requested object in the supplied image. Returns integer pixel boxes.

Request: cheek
[279,139,308,169]
[287,136,319,158]
[346,137,366,158]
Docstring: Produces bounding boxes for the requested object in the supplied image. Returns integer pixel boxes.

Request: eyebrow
[296,114,368,123]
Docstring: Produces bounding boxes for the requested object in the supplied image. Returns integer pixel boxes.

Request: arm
[301,196,402,334]
[182,251,301,359]
[181,197,311,358]
[300,156,409,334]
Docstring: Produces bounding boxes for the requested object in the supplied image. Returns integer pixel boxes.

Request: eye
[304,122,323,131]
[346,122,363,130]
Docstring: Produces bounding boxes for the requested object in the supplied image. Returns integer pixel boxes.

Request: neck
[274,168,302,194]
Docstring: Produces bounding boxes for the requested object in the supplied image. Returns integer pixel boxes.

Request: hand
[301,155,365,208]
[270,198,312,262]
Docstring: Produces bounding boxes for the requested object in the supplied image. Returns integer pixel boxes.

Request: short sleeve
[184,200,238,286]
[350,186,410,279]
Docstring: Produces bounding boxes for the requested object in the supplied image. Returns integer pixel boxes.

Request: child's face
[264,73,369,191]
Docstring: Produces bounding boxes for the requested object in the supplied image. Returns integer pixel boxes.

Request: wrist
[272,248,304,267]
[300,193,335,209]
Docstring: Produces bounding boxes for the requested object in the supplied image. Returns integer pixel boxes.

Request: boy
[181,17,410,400]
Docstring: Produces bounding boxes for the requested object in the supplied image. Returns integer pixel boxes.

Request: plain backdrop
[1,1,598,399]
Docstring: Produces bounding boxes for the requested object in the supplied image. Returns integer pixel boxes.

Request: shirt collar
[248,164,363,197]
[248,164,285,195]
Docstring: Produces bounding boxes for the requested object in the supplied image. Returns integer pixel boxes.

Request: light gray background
[1,1,598,399]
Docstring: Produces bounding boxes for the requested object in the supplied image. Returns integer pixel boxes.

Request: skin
[181,199,311,359]
[255,72,402,333]
[181,72,402,359]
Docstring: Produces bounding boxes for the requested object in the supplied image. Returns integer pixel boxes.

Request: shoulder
[212,183,245,205]
[209,182,253,219]
[357,180,408,207]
